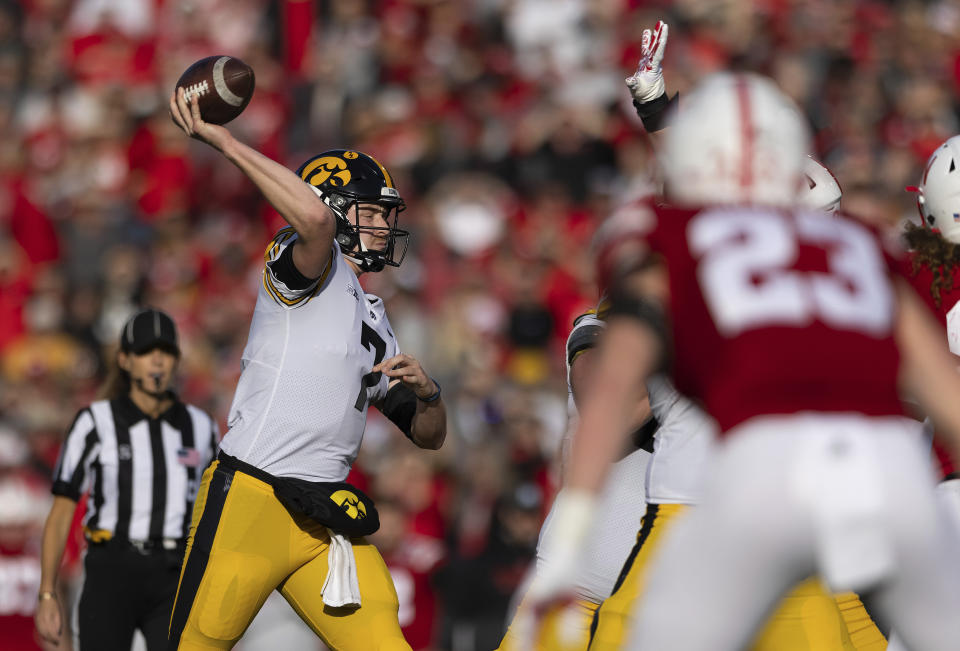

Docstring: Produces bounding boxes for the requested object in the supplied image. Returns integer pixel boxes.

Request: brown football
[175,56,255,125]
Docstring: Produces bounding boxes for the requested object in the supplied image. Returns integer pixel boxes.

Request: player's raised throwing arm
[169,89,335,278]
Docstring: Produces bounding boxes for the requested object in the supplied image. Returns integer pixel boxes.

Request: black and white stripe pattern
[52,397,218,542]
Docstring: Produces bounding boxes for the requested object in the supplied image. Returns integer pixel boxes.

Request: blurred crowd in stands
[1,0,959,649]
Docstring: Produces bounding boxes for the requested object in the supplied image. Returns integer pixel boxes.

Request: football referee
[35,308,219,651]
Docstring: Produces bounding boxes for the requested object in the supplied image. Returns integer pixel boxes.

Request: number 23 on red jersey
[687,208,894,337]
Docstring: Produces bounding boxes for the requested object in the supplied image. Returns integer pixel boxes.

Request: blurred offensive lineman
[525,23,885,651]
[166,88,446,649]
[495,302,655,651]
[548,71,960,650]
[496,27,713,649]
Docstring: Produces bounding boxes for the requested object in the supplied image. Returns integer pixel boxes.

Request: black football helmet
[296,149,409,272]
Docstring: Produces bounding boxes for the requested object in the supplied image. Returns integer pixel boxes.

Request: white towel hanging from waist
[321,529,362,607]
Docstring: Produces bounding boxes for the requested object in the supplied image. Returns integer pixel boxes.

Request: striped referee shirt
[52,396,218,542]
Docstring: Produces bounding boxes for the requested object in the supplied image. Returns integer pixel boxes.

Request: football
[175,56,255,125]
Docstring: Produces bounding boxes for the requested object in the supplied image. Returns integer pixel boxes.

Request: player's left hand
[626,20,669,103]
[373,354,437,399]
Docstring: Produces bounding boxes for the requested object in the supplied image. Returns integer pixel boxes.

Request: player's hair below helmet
[914,135,960,244]
[660,72,811,207]
[800,155,842,214]
[296,149,409,272]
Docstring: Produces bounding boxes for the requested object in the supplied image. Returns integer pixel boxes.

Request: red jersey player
[532,72,960,651]
[904,136,960,484]
[901,138,960,616]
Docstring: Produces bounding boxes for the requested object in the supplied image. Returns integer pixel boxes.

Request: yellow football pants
[498,598,599,651]
[168,460,410,650]
[588,503,885,651]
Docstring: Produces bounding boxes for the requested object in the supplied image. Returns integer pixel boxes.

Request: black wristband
[418,378,442,403]
[633,92,679,133]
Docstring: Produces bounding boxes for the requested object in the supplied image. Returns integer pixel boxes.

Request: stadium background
[1,0,958,649]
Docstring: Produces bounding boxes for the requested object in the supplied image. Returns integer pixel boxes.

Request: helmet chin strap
[316,188,390,272]
[345,235,386,273]
[344,249,385,273]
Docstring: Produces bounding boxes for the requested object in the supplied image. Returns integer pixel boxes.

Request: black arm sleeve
[269,241,319,290]
[633,92,679,133]
[380,383,418,440]
[607,290,671,372]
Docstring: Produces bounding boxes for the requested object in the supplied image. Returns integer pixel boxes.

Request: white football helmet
[800,156,842,213]
[915,135,960,244]
[660,72,811,207]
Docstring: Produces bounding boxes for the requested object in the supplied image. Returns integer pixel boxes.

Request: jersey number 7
[354,322,386,411]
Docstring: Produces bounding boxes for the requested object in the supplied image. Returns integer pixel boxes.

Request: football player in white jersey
[166,88,446,649]
[496,307,653,651]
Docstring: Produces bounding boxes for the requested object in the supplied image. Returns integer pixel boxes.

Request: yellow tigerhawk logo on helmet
[299,156,352,188]
[330,490,366,520]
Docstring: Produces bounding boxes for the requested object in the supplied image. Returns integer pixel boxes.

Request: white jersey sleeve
[644,374,717,504]
[540,310,650,603]
[564,308,716,503]
[563,311,604,427]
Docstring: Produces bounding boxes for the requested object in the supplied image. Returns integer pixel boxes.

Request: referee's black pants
[77,541,183,651]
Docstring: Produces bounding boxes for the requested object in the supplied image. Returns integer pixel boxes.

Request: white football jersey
[541,312,648,603]
[537,310,717,603]
[564,311,717,504]
[644,375,716,504]
[220,229,399,481]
